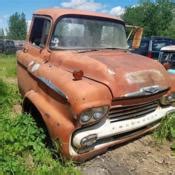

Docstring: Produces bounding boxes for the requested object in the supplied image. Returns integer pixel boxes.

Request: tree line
[0,12,27,40]
[123,0,175,38]
[0,0,174,40]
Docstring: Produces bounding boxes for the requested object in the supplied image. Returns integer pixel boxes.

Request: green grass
[0,55,80,175]
[154,113,175,150]
[0,54,16,79]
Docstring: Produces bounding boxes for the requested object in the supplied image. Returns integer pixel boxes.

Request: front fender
[23,90,75,158]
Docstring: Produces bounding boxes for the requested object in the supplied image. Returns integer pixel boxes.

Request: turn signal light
[73,70,84,80]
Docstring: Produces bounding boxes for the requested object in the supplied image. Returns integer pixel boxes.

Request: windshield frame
[49,14,127,51]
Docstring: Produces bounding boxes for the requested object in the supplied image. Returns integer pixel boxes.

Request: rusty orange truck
[17,8,175,161]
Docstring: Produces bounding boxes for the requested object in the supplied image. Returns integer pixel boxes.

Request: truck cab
[17,8,175,161]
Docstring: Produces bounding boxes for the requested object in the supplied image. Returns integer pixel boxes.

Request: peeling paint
[28,61,35,67]
[107,68,116,75]
[31,63,40,72]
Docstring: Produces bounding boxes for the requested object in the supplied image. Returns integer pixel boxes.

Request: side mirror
[126,25,143,49]
[132,27,143,49]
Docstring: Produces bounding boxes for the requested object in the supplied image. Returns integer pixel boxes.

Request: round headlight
[80,106,108,125]
[80,112,92,123]
[92,107,108,120]
[93,112,103,120]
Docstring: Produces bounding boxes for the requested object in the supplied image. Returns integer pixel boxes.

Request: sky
[0,0,139,31]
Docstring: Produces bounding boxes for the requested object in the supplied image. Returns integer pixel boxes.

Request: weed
[0,54,16,79]
[0,113,79,175]
[154,113,175,150]
[0,79,20,114]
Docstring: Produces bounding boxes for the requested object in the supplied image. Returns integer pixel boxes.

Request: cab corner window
[29,17,51,47]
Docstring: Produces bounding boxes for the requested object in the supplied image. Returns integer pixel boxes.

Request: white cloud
[0,16,4,21]
[61,0,105,11]
[110,6,125,16]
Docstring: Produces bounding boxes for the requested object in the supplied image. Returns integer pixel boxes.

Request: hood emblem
[125,85,167,97]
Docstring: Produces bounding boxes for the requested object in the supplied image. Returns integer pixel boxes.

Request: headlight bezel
[79,106,109,125]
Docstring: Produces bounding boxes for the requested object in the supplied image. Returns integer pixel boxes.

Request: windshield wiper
[103,47,128,51]
[78,48,123,53]
[77,49,99,53]
[77,47,128,53]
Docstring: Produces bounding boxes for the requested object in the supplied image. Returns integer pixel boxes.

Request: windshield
[50,17,128,50]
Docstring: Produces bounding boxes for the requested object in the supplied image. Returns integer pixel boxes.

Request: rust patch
[126,70,164,84]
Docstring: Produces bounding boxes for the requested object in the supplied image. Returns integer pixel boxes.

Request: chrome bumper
[70,106,175,156]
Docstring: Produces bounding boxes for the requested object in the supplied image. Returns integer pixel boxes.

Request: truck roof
[34,8,123,23]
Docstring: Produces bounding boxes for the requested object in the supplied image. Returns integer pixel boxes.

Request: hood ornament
[125,85,168,97]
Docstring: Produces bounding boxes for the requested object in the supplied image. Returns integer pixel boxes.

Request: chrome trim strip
[38,77,67,99]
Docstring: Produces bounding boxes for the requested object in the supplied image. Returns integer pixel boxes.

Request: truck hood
[52,50,170,98]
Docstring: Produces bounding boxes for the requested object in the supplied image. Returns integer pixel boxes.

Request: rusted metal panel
[34,8,123,23]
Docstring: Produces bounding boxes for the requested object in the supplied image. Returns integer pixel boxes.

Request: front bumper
[70,106,175,157]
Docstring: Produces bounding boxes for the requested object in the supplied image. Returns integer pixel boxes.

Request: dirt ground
[80,135,175,175]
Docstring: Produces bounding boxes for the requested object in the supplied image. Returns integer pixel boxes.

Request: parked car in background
[0,39,16,54]
[14,40,25,51]
[131,36,175,59]
[159,45,175,71]
[0,40,4,53]
[158,45,175,94]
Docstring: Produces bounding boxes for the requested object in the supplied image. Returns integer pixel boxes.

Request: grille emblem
[125,85,167,97]
[141,86,163,95]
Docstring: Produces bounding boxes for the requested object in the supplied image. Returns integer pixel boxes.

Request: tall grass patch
[0,54,16,79]
[154,113,175,151]
[0,54,80,175]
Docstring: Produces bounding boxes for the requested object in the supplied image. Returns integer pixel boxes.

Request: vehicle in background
[14,40,25,51]
[131,37,175,59]
[159,45,175,71]
[159,45,175,94]
[17,8,175,162]
[0,40,4,53]
[0,39,16,54]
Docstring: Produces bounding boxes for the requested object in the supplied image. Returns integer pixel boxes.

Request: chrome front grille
[109,101,158,123]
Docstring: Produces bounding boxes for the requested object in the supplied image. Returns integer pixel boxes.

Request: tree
[0,28,5,39]
[162,7,175,38]
[7,12,27,40]
[123,0,175,38]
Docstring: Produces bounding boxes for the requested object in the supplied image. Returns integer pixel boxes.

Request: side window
[29,17,51,47]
